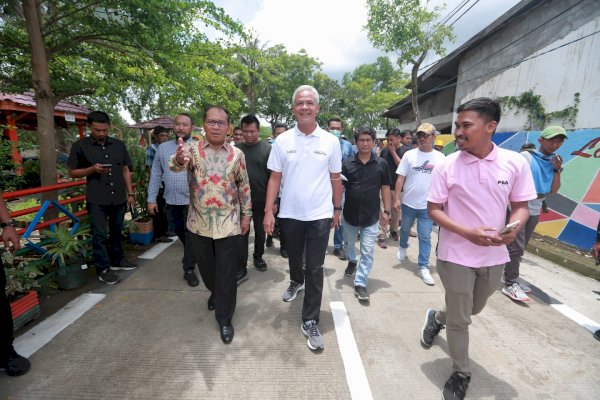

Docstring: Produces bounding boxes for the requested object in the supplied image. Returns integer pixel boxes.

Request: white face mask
[329,129,341,138]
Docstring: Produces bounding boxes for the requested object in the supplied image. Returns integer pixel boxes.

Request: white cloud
[212,0,522,79]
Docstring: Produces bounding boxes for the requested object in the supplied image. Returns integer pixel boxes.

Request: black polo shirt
[67,136,133,205]
[379,145,408,187]
[342,153,390,227]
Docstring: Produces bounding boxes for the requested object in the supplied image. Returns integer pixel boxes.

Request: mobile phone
[499,220,520,235]
[101,163,112,168]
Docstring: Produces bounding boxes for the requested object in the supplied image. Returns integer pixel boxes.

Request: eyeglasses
[206,120,228,128]
[416,132,432,138]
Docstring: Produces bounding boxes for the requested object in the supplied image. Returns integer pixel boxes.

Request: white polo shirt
[268,124,342,221]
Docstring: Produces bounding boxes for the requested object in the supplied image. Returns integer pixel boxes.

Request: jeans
[399,204,433,269]
[505,214,539,285]
[333,192,345,249]
[342,220,379,288]
[280,218,330,323]
[87,202,126,272]
[166,204,196,272]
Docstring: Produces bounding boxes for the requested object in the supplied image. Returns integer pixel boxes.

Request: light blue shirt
[340,138,355,161]
[147,139,191,205]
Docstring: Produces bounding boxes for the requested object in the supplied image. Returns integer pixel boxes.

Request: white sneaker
[396,246,407,262]
[502,283,530,302]
[418,269,435,286]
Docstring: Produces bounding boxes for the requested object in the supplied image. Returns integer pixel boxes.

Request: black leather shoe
[280,248,289,258]
[254,257,267,272]
[207,294,215,311]
[220,325,234,344]
[184,270,199,287]
[266,236,273,247]
[3,350,31,376]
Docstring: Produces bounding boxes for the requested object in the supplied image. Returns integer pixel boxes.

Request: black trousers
[280,218,331,323]
[188,233,239,326]
[166,204,196,273]
[0,259,14,361]
[239,200,266,271]
[152,187,169,238]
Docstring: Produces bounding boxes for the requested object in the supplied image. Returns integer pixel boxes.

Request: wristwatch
[1,219,17,228]
[333,206,342,211]
[553,168,563,173]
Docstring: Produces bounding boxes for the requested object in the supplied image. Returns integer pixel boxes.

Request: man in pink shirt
[422,98,536,400]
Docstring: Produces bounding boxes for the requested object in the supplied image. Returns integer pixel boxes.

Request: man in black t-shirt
[236,115,271,285]
[67,111,137,285]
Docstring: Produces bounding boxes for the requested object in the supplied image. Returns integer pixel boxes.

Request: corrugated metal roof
[126,116,176,129]
[0,91,91,115]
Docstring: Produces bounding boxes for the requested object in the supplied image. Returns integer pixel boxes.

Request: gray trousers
[435,260,504,374]
[504,215,539,286]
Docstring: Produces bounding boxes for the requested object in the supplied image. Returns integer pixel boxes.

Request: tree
[337,57,409,131]
[0,0,241,203]
[254,45,322,127]
[365,0,454,124]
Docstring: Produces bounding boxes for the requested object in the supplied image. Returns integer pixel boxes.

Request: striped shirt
[147,139,191,205]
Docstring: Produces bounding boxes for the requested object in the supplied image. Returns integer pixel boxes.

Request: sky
[211,0,522,80]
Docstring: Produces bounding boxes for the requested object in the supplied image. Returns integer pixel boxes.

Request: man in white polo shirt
[264,85,342,351]
[422,98,535,400]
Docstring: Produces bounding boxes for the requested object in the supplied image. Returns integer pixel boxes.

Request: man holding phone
[68,111,137,285]
[503,126,567,302]
[423,98,536,400]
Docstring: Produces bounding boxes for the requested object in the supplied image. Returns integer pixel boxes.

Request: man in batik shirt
[172,105,252,345]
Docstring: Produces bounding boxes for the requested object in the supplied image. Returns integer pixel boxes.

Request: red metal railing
[3,180,88,235]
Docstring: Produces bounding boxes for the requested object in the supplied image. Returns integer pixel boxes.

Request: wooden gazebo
[126,115,175,147]
[0,92,90,172]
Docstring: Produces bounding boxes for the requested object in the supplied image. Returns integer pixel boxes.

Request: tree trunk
[410,63,421,126]
[22,0,59,218]
[411,51,428,127]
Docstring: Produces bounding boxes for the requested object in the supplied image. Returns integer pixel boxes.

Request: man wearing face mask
[148,113,199,287]
[328,118,354,261]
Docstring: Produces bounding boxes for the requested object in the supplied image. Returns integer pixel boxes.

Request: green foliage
[42,223,91,266]
[338,57,410,130]
[365,0,454,64]
[0,0,244,188]
[499,90,580,130]
[0,139,26,191]
[365,0,455,123]
[123,132,149,217]
[8,197,40,223]
[2,251,44,300]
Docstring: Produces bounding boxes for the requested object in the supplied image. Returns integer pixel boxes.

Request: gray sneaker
[301,320,324,350]
[282,280,304,302]
[421,308,444,348]
[354,285,370,301]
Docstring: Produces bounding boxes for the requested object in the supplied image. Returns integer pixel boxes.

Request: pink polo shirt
[428,144,536,268]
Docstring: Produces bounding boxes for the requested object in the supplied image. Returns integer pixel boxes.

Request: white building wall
[455,0,600,131]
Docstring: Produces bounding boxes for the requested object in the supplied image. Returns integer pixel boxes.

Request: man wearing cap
[394,122,445,285]
[502,125,566,302]
[377,128,410,248]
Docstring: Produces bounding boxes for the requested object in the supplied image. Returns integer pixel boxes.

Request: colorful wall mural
[437,130,600,250]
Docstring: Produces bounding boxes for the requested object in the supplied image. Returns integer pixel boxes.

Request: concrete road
[2,230,600,399]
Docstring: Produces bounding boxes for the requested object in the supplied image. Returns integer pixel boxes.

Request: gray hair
[292,85,320,105]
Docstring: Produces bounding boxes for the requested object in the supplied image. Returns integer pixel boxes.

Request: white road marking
[330,301,374,400]
[137,237,179,259]
[14,293,105,358]
[550,303,600,333]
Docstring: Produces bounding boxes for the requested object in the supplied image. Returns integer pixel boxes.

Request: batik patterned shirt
[170,141,252,239]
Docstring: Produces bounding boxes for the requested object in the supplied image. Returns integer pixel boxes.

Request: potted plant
[3,251,44,331]
[43,223,92,290]
[125,133,154,245]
